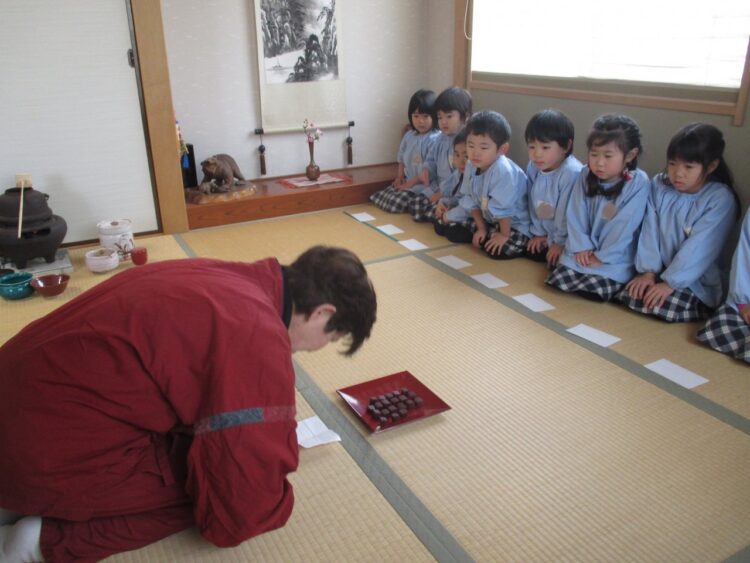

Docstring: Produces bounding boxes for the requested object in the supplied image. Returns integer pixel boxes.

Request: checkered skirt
[433,216,476,240]
[408,194,437,222]
[483,229,529,260]
[545,264,623,302]
[696,304,750,363]
[369,185,414,213]
[617,287,710,323]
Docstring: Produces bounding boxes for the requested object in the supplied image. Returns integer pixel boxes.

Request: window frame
[453,0,750,126]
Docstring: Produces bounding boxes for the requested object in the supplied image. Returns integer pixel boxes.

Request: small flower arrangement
[303,119,322,143]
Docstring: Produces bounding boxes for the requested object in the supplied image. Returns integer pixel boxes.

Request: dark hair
[585,114,642,199]
[664,122,739,217]
[434,86,473,118]
[465,111,511,148]
[408,89,437,130]
[453,126,468,147]
[286,246,376,355]
[524,109,575,156]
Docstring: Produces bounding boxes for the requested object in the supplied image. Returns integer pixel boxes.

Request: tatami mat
[4,207,748,562]
[297,256,750,562]
[344,205,454,250]
[422,244,750,418]
[108,393,433,563]
[0,234,188,345]
[180,209,409,264]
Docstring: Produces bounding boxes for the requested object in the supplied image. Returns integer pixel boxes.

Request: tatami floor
[3,205,749,562]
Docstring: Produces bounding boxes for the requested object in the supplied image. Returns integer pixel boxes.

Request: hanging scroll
[254,0,348,132]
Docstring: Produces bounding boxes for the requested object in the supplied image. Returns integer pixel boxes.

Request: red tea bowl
[31,274,70,297]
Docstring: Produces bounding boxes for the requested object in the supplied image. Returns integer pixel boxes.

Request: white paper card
[436,255,472,269]
[376,224,404,235]
[512,293,555,312]
[566,323,621,347]
[644,359,709,389]
[296,416,341,448]
[399,238,428,251]
[471,272,508,289]
[351,212,375,222]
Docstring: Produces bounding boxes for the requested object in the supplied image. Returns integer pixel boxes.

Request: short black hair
[665,122,739,216]
[434,86,473,117]
[465,111,511,148]
[286,246,376,355]
[524,109,575,156]
[666,123,734,188]
[453,126,468,147]
[407,89,437,130]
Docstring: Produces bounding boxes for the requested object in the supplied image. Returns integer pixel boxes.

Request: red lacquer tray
[336,371,450,433]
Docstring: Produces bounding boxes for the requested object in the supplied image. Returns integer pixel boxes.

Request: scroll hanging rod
[253,121,353,135]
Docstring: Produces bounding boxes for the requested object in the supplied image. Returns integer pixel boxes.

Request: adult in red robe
[0,246,376,562]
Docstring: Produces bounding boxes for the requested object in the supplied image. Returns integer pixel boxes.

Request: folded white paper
[351,212,376,222]
[512,293,555,312]
[399,238,428,251]
[376,224,404,235]
[437,255,472,269]
[471,272,508,289]
[296,416,341,448]
[645,359,709,389]
[566,323,620,347]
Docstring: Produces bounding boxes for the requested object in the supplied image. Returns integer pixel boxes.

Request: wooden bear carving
[199,154,246,194]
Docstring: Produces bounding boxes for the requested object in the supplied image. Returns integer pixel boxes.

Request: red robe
[0,258,299,562]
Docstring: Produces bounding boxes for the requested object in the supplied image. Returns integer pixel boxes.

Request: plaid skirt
[370,185,414,213]
[525,246,549,263]
[617,286,711,323]
[433,217,476,241]
[545,264,623,302]
[408,194,437,222]
[696,304,750,363]
[483,229,529,260]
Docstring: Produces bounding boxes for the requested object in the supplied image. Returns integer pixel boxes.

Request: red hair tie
[622,169,633,181]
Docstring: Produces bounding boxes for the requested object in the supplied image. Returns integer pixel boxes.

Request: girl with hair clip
[369,89,439,213]
[546,114,650,301]
[619,123,739,322]
[697,208,750,363]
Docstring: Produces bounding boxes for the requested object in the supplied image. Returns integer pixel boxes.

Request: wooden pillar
[453,0,470,88]
[129,0,188,233]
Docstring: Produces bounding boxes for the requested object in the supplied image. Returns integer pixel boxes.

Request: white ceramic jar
[97,219,134,261]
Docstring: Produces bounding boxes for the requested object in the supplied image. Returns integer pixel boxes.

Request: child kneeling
[546,114,649,301]
[619,123,739,321]
[435,111,530,260]
[696,208,750,363]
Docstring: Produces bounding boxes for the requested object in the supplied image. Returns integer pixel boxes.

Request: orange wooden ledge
[186,163,397,229]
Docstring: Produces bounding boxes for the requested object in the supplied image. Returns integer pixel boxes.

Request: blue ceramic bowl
[0,272,34,300]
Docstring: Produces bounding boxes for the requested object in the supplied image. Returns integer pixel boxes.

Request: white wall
[0,0,157,243]
[162,0,455,181]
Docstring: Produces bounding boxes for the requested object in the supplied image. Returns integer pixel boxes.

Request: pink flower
[303,119,322,143]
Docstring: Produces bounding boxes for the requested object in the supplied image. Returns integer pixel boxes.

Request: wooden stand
[186,163,397,229]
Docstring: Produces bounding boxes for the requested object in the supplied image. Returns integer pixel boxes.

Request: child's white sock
[0,516,44,562]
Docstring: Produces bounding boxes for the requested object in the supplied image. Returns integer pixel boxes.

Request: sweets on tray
[366,387,423,426]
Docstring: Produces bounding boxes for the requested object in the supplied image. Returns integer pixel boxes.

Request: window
[466,0,750,124]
